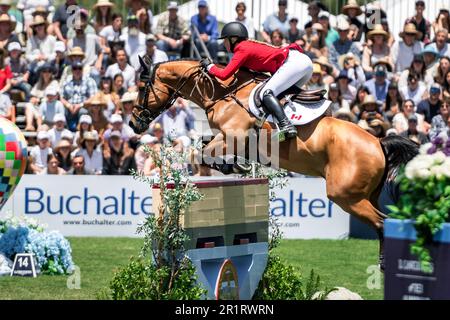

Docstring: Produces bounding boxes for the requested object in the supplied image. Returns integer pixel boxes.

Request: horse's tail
[380,135,419,180]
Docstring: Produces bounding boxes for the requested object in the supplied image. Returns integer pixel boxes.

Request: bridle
[133,57,205,131]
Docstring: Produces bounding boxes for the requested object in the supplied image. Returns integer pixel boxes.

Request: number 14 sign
[10,253,39,277]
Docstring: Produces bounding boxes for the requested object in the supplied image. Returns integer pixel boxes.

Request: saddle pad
[249,83,331,126]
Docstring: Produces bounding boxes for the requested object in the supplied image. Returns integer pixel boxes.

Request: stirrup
[255,112,267,128]
[274,123,297,142]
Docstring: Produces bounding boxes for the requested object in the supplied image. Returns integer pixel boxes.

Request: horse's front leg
[195,130,251,174]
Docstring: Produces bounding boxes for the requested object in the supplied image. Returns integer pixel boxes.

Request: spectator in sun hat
[358,95,388,130]
[6,41,31,101]
[26,15,56,66]
[417,83,442,123]
[30,130,52,174]
[341,0,363,40]
[76,131,103,174]
[364,64,390,103]
[53,139,73,172]
[0,13,20,50]
[328,18,361,74]
[421,45,440,79]
[313,56,334,85]
[38,85,65,127]
[48,113,72,149]
[91,0,115,33]
[391,23,423,74]
[102,129,136,175]
[404,0,431,44]
[155,1,191,55]
[120,91,138,126]
[362,24,391,74]
[84,92,109,136]
[334,107,357,123]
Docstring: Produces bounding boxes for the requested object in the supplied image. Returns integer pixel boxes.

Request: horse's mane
[150,58,267,85]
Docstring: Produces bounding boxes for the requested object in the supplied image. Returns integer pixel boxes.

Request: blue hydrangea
[0,218,74,275]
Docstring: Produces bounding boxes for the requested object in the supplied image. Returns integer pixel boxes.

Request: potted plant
[384,134,450,300]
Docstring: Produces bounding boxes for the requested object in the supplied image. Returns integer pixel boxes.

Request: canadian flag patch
[290,114,302,121]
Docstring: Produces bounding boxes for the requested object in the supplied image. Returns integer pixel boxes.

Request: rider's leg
[260,50,313,139]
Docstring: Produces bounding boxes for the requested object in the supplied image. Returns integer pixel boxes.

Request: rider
[201,21,314,140]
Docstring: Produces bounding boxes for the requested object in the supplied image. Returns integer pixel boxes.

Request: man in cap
[417,84,442,123]
[48,113,72,148]
[67,9,103,83]
[318,11,339,47]
[138,34,168,69]
[391,23,423,74]
[60,60,98,131]
[51,41,69,80]
[30,130,52,173]
[155,1,190,57]
[103,113,138,146]
[190,0,219,62]
[364,64,390,103]
[404,1,431,44]
[38,86,65,128]
[6,41,31,101]
[261,0,291,43]
[328,19,361,73]
[120,14,146,71]
[399,114,429,145]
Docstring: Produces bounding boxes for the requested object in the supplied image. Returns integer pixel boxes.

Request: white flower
[419,143,432,155]
[432,151,446,166]
[416,168,431,179]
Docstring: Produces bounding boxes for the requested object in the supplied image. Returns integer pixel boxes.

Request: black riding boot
[262,90,297,140]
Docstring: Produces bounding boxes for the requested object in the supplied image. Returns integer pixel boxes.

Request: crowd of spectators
[0,0,449,176]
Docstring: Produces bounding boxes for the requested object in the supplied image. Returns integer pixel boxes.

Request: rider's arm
[208,50,247,81]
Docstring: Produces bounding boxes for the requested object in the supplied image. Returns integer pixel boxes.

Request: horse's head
[129,56,175,134]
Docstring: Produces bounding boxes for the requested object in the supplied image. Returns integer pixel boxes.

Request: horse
[130,57,419,268]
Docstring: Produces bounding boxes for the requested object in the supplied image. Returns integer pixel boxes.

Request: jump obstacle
[152,178,269,300]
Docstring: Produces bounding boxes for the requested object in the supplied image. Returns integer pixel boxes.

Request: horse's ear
[139,55,149,74]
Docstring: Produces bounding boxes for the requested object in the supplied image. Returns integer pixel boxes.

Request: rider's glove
[200,58,213,71]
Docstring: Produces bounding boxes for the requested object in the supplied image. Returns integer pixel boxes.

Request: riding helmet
[219,22,249,40]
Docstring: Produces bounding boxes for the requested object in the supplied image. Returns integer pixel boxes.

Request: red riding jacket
[208,40,303,81]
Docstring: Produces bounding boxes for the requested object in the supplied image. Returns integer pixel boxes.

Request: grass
[0,238,383,300]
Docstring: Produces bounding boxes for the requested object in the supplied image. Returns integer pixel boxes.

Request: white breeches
[259,50,313,99]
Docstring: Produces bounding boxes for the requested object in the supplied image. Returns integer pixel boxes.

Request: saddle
[253,82,327,108]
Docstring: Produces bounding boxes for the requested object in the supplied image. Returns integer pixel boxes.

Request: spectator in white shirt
[399,72,428,107]
[99,12,123,54]
[391,23,423,74]
[38,85,65,127]
[48,113,72,148]
[76,131,103,174]
[30,130,53,173]
[104,49,136,91]
[120,15,146,71]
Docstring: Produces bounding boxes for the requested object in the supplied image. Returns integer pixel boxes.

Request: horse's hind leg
[333,198,387,270]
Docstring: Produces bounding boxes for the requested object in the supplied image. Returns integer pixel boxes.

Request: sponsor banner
[0,175,152,237]
[0,175,349,239]
[270,178,349,239]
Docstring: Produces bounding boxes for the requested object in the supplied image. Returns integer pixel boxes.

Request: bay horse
[130,58,418,268]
